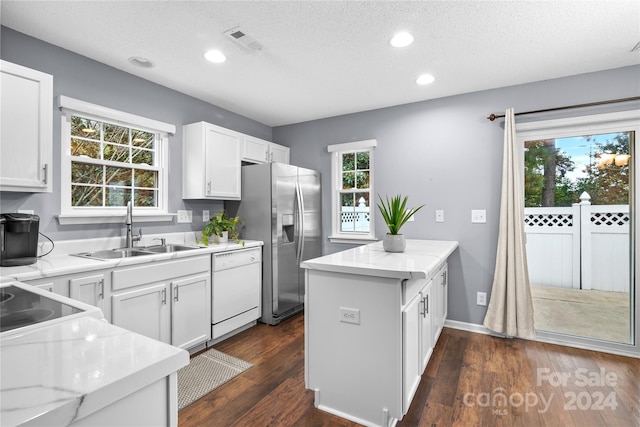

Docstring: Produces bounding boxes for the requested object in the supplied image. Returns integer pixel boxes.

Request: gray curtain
[483,108,535,339]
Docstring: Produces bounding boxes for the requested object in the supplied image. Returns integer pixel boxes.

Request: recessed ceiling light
[128,56,154,68]
[390,32,414,48]
[204,50,227,63]
[416,74,435,85]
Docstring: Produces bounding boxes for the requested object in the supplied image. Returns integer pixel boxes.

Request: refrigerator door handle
[295,181,305,264]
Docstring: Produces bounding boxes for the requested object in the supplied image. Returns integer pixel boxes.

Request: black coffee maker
[0,213,40,266]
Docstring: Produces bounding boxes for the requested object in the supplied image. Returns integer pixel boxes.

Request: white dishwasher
[211,247,262,340]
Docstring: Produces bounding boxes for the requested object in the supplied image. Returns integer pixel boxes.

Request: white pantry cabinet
[0,60,53,192]
[111,255,211,350]
[182,121,242,200]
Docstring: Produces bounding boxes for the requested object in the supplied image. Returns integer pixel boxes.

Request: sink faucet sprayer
[125,201,142,248]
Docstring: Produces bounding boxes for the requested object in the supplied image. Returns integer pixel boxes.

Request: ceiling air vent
[223,26,263,52]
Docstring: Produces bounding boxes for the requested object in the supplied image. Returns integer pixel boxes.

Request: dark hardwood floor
[179,313,640,427]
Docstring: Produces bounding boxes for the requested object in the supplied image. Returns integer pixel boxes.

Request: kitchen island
[301,239,458,427]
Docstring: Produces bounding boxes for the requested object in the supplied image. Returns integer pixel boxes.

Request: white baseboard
[443,319,639,359]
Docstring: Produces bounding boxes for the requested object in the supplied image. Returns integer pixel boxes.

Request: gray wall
[0,27,272,241]
[273,65,640,325]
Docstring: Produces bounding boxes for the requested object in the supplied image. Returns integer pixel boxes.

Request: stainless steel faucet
[125,201,142,248]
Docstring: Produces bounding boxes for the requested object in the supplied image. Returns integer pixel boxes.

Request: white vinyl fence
[525,192,630,292]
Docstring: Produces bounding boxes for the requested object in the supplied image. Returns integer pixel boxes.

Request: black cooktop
[0,285,84,333]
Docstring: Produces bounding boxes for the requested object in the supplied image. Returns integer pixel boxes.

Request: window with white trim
[328,139,377,243]
[58,96,175,224]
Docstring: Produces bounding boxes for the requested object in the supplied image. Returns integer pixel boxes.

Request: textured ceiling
[2,1,639,126]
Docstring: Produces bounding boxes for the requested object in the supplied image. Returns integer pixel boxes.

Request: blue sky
[555,133,620,182]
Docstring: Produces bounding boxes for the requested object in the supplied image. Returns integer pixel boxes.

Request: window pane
[132,148,154,165]
[135,189,157,207]
[134,169,156,188]
[72,185,102,206]
[356,152,369,170]
[342,172,355,189]
[103,143,130,163]
[132,130,154,148]
[104,123,129,145]
[105,167,132,186]
[71,162,103,184]
[341,192,354,207]
[342,153,355,171]
[105,187,131,207]
[71,117,99,140]
[71,138,100,158]
[356,171,370,189]
[354,192,370,232]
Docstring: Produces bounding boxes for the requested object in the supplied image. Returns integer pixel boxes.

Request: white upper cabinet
[242,135,290,165]
[242,135,270,164]
[269,142,290,164]
[182,121,242,200]
[0,60,53,192]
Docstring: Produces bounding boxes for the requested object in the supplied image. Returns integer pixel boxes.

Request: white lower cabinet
[170,274,211,349]
[111,255,211,350]
[112,283,170,344]
[24,270,111,322]
[70,274,108,322]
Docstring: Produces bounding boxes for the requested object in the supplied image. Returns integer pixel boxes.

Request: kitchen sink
[71,245,202,260]
[140,244,201,253]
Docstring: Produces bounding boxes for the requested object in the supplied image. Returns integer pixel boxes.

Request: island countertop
[301,239,458,280]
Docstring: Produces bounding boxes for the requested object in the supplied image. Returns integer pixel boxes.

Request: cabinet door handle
[442,271,447,286]
[174,286,179,302]
[420,297,426,318]
[426,294,429,314]
[98,278,104,299]
[207,181,211,194]
[162,288,167,304]
[42,164,48,185]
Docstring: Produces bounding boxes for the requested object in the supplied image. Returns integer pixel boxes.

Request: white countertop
[301,239,458,280]
[0,237,262,282]
[0,282,189,426]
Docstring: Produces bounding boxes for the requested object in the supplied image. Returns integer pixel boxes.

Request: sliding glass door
[517,111,637,353]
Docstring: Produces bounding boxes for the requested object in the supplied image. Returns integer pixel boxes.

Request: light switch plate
[435,210,444,223]
[177,210,192,223]
[471,209,487,223]
[203,210,210,222]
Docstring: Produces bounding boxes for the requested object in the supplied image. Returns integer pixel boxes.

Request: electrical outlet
[203,210,210,222]
[471,209,487,223]
[435,210,444,223]
[408,214,415,222]
[477,292,487,306]
[339,307,360,325]
[177,210,192,223]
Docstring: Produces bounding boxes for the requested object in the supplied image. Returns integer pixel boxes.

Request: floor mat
[178,348,253,410]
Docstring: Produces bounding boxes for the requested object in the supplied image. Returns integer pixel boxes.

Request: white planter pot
[213,231,229,243]
[383,234,406,252]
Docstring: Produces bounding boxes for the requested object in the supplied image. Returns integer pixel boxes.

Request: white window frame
[517,109,640,359]
[328,139,377,244]
[57,96,175,225]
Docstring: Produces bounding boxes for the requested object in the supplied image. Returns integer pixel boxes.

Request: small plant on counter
[377,194,424,235]
[200,210,244,246]
[377,194,424,253]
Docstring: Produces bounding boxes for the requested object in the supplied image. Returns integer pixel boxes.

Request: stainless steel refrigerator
[236,162,322,325]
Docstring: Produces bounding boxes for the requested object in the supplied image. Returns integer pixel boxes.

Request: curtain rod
[487,96,640,121]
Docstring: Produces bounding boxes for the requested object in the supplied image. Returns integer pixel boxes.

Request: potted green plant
[201,210,244,246]
[377,194,424,252]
